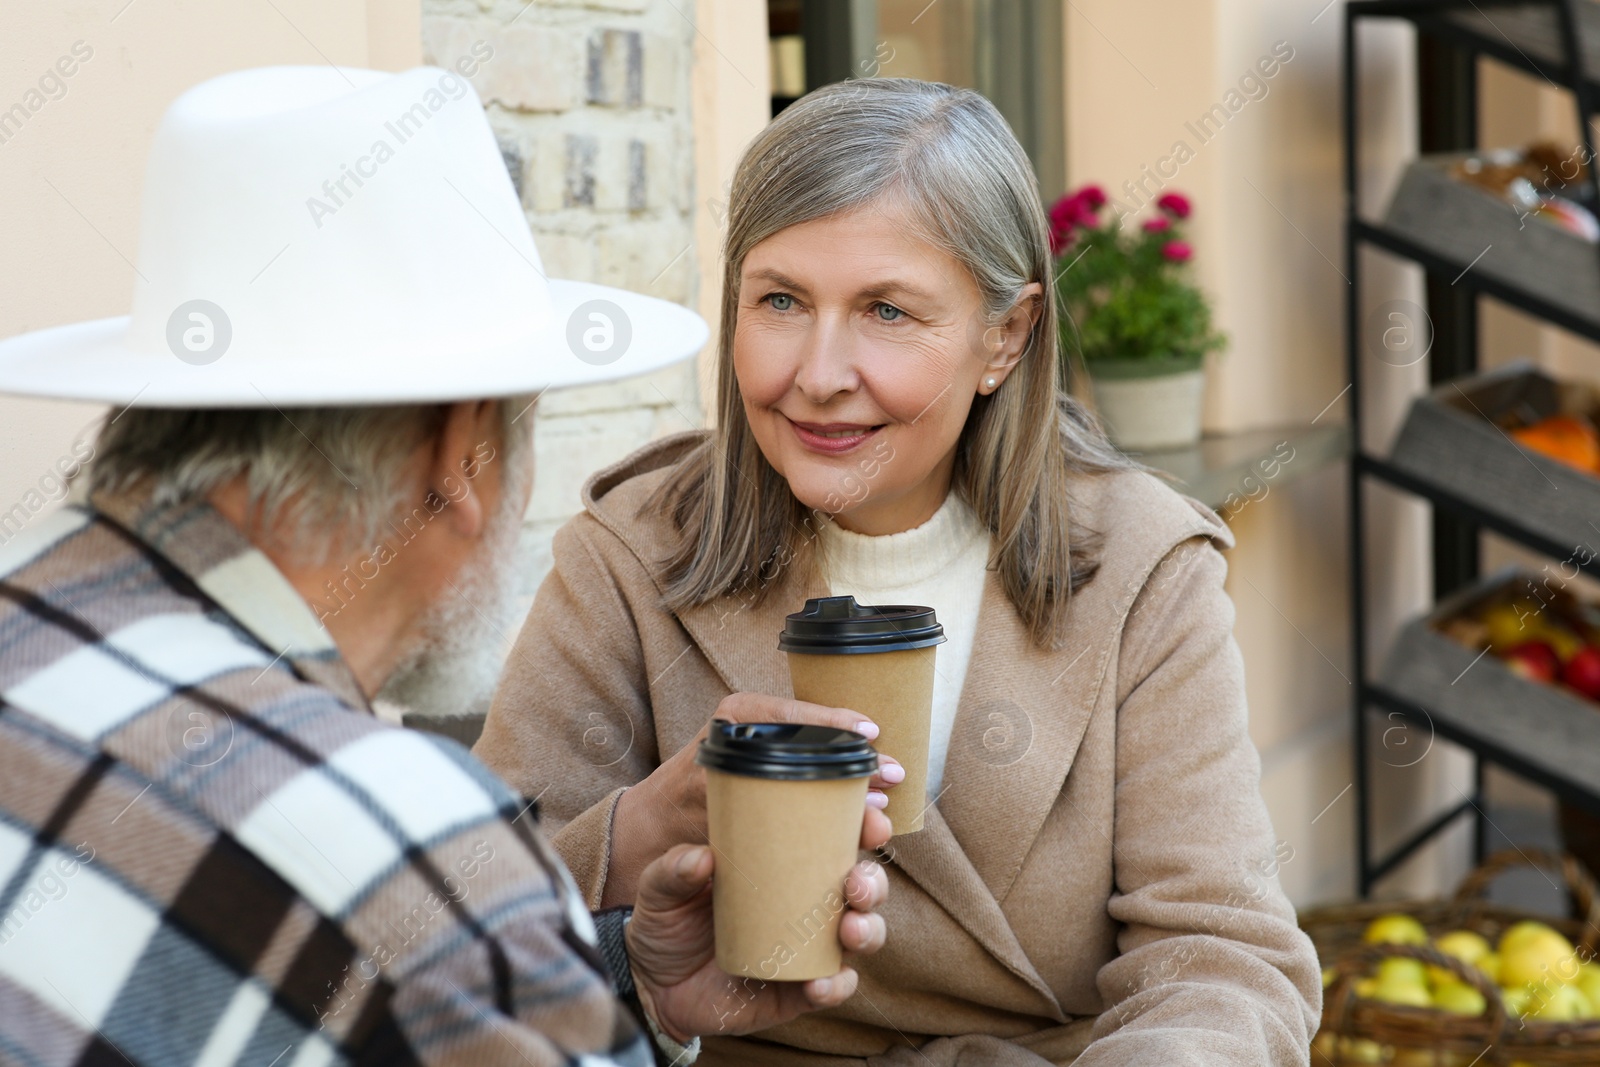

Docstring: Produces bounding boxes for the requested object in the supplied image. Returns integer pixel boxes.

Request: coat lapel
[885,804,1065,1016]
[673,564,829,699]
[938,571,1109,905]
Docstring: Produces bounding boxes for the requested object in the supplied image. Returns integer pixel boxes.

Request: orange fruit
[1511,415,1600,474]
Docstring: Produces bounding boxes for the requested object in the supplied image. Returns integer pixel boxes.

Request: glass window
[766,0,1064,198]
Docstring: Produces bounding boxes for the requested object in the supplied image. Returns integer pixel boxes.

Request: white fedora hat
[0,65,707,407]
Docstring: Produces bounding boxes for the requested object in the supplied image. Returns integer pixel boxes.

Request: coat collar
[88,484,370,712]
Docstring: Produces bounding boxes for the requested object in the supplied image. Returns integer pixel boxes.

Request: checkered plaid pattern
[0,488,657,1067]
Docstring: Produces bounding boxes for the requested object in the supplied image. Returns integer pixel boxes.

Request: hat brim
[0,279,708,408]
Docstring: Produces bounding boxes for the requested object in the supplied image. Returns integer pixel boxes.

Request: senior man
[0,67,888,1066]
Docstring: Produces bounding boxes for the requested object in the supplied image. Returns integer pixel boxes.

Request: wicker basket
[1303,850,1600,1065]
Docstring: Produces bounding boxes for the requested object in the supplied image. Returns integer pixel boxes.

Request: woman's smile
[786,417,886,455]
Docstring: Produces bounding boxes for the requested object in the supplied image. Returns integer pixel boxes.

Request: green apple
[1364,914,1428,946]
[1432,980,1487,1016]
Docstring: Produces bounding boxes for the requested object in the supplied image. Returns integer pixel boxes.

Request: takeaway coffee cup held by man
[697,721,879,981]
[0,65,887,1066]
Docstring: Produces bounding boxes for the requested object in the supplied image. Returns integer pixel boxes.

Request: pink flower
[1049,185,1109,233]
[1049,226,1073,256]
[1161,240,1193,262]
[1049,194,1088,233]
[1142,216,1171,233]
[1157,192,1192,219]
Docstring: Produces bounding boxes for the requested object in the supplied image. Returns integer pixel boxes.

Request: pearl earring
[983,376,998,393]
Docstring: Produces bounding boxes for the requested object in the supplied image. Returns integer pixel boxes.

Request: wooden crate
[1383,153,1600,330]
[1388,361,1600,557]
[1378,567,1600,797]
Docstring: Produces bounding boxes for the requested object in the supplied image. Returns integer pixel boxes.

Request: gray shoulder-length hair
[654,77,1132,649]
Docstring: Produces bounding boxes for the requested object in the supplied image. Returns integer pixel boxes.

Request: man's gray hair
[89,398,533,561]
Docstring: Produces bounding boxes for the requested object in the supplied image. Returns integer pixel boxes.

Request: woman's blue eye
[767,293,794,311]
[874,303,904,322]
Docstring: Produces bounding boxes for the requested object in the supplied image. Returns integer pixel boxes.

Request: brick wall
[421,0,703,603]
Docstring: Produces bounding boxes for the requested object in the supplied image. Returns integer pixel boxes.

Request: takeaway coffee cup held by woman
[781,597,945,834]
[697,721,878,980]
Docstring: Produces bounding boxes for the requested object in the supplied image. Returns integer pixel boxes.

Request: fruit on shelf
[1510,413,1600,475]
[1537,623,1587,663]
[1329,915,1600,1032]
[1502,984,1534,1017]
[1371,975,1432,1008]
[1438,580,1600,706]
[1377,957,1428,987]
[1504,640,1561,683]
[1336,1037,1385,1064]
[1428,930,1493,986]
[1483,601,1539,652]
[1364,913,1428,946]
[1562,647,1600,701]
[1498,921,1580,988]
[1528,982,1593,1021]
[1432,979,1488,1017]
[1579,962,1600,1009]
[1434,929,1492,965]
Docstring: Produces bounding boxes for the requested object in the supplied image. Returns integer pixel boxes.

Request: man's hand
[625,843,888,1043]
[603,693,898,907]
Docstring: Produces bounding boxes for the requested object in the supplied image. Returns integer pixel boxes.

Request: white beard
[376,459,530,720]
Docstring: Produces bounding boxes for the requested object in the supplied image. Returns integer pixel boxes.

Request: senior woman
[476,79,1320,1065]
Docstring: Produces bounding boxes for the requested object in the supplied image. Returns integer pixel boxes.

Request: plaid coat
[0,487,664,1067]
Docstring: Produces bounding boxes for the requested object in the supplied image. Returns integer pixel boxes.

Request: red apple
[1562,647,1600,701]
[1504,641,1561,683]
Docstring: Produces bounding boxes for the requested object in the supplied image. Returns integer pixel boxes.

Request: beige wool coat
[475,432,1321,1066]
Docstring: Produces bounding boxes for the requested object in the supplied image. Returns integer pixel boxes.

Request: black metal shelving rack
[1346,0,1600,896]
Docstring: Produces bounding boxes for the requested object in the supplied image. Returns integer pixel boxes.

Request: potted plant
[1049,185,1225,451]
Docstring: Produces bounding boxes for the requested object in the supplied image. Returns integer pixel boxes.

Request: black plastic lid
[696,720,879,780]
[778,595,946,655]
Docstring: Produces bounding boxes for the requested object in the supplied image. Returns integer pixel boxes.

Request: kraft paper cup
[697,721,877,981]
[781,596,945,834]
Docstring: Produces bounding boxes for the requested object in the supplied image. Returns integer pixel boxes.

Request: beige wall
[1065,1,1459,904]
[0,0,419,529]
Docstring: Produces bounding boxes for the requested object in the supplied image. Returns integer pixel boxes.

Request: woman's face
[734,202,1039,535]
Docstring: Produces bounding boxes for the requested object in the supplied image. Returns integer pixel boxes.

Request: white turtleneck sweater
[818,493,991,799]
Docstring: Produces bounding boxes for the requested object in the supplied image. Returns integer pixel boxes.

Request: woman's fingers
[859,806,892,850]
[713,692,878,741]
[838,910,887,956]
[800,967,860,1009]
[839,860,888,954]
[870,758,904,791]
[844,859,889,911]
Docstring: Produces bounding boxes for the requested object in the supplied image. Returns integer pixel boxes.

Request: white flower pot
[1089,366,1206,451]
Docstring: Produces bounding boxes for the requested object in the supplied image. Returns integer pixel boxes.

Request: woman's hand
[626,843,889,1043]
[602,692,900,907]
